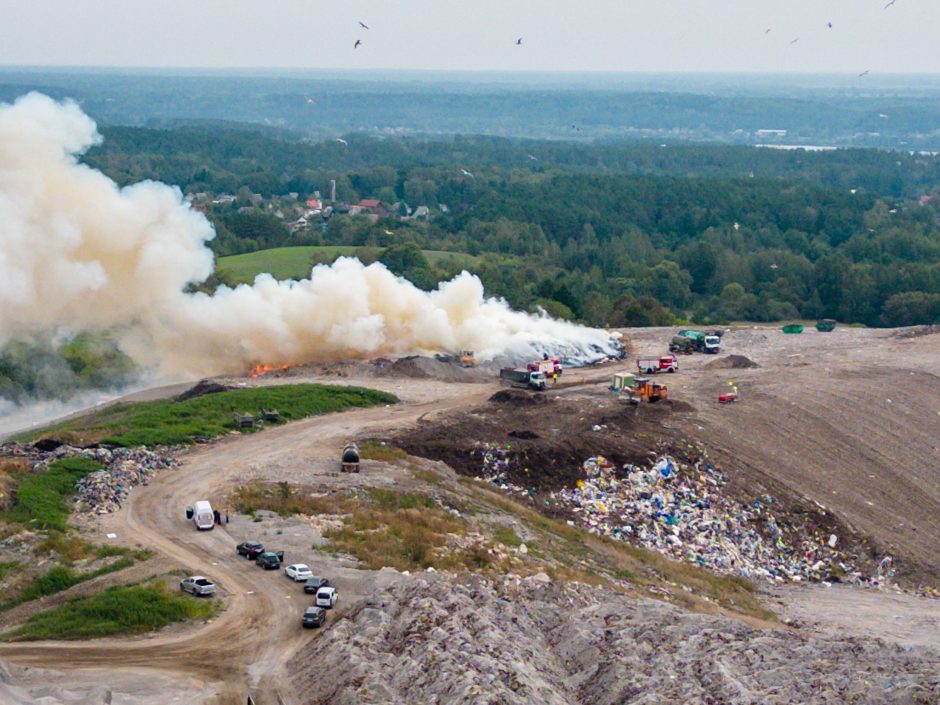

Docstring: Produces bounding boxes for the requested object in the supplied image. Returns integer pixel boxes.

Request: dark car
[237,541,264,559]
[302,606,326,629]
[303,576,331,594]
[255,551,284,569]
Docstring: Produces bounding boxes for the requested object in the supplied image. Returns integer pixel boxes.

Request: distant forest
[84,127,940,328]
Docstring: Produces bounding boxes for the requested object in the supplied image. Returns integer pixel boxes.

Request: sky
[0,0,936,74]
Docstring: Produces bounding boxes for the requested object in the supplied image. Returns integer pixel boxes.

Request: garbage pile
[470,442,534,499]
[549,454,858,584]
[1,442,179,516]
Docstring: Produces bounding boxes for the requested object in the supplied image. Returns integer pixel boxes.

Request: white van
[192,500,215,531]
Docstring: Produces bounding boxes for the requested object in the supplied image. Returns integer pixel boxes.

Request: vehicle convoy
[302,606,327,628]
[341,443,360,473]
[189,500,215,531]
[256,551,284,569]
[636,354,679,374]
[304,577,331,594]
[671,330,721,354]
[316,586,338,608]
[237,541,265,559]
[179,576,216,596]
[285,564,313,581]
[499,368,548,391]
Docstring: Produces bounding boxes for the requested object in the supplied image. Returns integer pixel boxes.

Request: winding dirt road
[0,379,497,705]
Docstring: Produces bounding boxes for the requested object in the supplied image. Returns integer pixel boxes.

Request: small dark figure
[225,510,230,524]
[214,509,221,525]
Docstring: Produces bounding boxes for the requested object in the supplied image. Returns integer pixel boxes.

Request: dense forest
[83,127,940,329]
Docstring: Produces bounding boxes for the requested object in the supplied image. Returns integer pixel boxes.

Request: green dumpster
[781,324,804,334]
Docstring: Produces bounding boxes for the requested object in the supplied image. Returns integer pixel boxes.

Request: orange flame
[248,363,292,378]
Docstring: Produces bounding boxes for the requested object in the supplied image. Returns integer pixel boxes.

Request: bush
[6,581,218,640]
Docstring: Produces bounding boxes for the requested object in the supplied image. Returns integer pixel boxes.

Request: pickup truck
[255,551,285,569]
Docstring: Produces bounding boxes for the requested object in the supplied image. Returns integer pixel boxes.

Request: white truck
[190,500,215,531]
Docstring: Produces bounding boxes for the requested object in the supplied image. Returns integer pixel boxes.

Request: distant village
[186,181,441,235]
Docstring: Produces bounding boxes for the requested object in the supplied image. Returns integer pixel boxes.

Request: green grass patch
[5,581,218,641]
[1,545,151,612]
[492,525,524,548]
[21,384,397,448]
[0,561,19,579]
[0,458,102,531]
[358,439,409,462]
[218,246,481,285]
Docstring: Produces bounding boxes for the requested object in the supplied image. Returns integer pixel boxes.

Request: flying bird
[516,37,523,45]
[359,21,369,29]
[527,154,538,161]
[460,169,474,178]
[354,39,362,49]
[827,22,833,29]
[858,69,871,77]
[789,37,800,45]
[764,28,771,35]
[884,0,897,7]
[335,138,348,146]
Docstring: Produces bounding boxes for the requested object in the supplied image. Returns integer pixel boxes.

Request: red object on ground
[718,392,738,404]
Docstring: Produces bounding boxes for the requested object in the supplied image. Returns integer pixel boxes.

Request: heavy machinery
[341,443,360,473]
[458,350,476,367]
[669,336,696,354]
[672,330,721,354]
[622,377,668,404]
[609,372,636,392]
[500,368,548,391]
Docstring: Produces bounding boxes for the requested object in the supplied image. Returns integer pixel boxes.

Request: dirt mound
[488,389,547,405]
[291,574,940,705]
[705,354,759,370]
[375,356,488,383]
[174,379,233,402]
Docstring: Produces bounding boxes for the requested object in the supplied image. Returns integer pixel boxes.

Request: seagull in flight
[827,22,833,29]
[884,0,897,7]
[516,37,523,45]
[354,39,362,49]
[460,169,474,178]
[527,154,538,161]
[858,69,871,77]
[335,138,348,146]
[359,21,369,29]
[789,37,800,45]
[764,28,772,35]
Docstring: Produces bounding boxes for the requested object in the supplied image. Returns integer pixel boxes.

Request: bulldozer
[458,351,476,367]
[623,377,668,404]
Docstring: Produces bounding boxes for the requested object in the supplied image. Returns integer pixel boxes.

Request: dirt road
[0,378,498,705]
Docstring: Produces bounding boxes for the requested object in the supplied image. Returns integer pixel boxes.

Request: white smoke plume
[0,93,618,379]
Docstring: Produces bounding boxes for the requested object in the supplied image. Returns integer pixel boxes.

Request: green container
[815,319,837,332]
[782,324,804,334]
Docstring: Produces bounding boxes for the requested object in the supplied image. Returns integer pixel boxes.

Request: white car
[180,575,216,596]
[316,586,337,609]
[285,564,313,582]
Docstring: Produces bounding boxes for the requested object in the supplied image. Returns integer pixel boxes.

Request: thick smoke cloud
[0,93,617,377]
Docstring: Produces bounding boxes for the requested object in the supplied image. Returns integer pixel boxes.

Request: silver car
[180,575,216,596]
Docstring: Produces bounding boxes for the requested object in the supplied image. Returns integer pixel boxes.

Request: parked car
[315,586,337,608]
[302,606,327,629]
[285,564,313,582]
[236,541,265,559]
[303,576,331,594]
[180,575,216,596]
[256,551,284,569]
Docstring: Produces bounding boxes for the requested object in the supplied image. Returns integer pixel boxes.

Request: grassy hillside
[217,246,480,284]
[20,384,397,447]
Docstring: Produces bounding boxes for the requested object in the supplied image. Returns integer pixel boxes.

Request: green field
[4,581,218,640]
[0,458,102,531]
[20,384,398,448]
[218,246,480,284]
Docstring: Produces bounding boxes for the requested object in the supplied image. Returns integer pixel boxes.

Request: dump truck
[676,330,721,354]
[341,443,360,473]
[636,354,679,374]
[622,377,668,404]
[669,336,696,354]
[500,368,548,391]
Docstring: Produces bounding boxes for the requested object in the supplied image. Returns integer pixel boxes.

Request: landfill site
[2,324,940,704]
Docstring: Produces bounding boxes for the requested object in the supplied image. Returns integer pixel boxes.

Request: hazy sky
[0,0,936,74]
